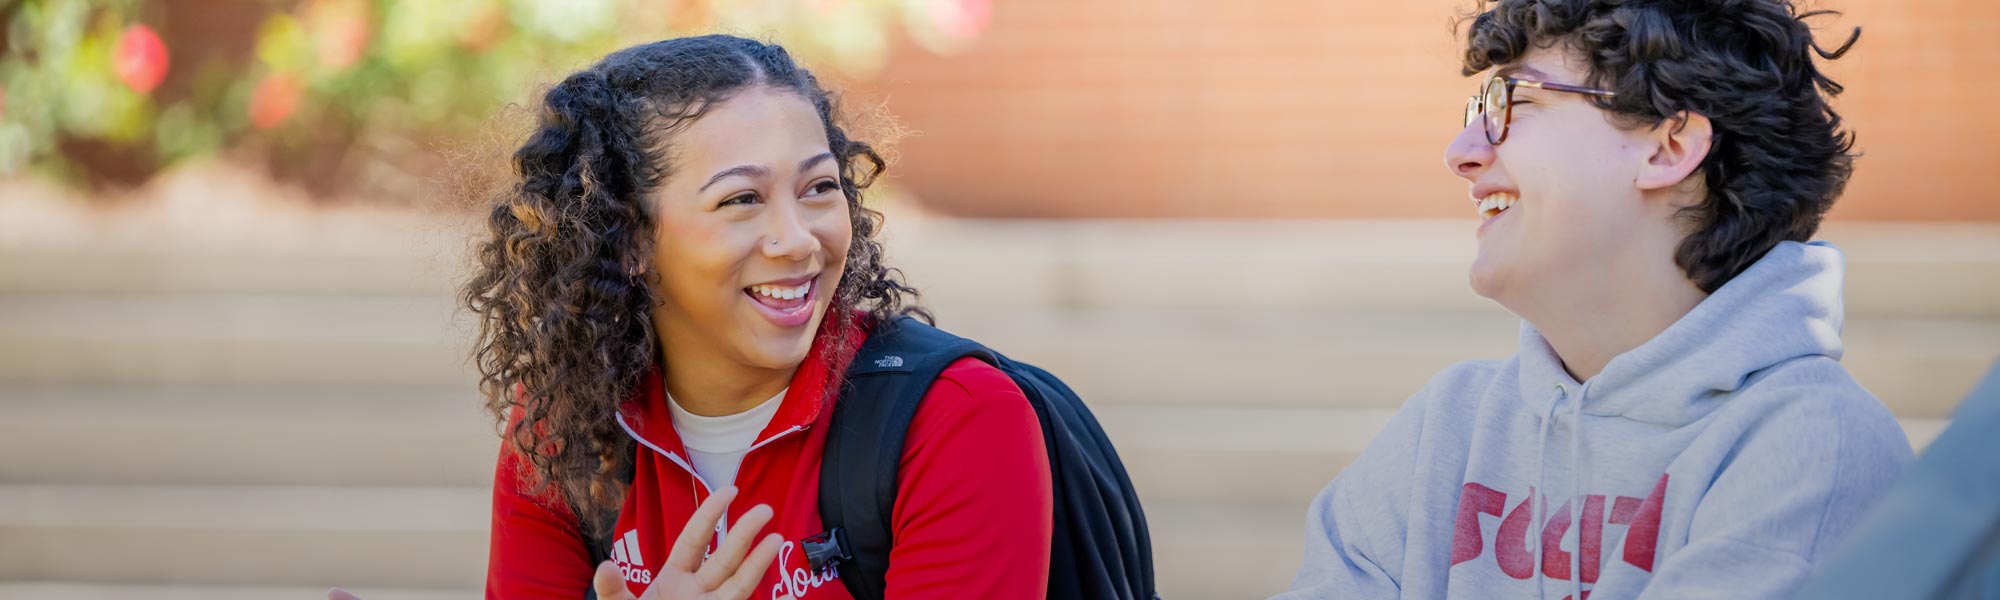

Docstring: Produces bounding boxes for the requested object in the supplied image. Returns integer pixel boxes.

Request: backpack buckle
[801,528,852,573]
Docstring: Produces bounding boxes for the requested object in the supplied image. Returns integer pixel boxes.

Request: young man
[1278,1,1910,598]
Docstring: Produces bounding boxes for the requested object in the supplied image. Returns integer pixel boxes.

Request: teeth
[1476,192,1519,217]
[749,282,810,300]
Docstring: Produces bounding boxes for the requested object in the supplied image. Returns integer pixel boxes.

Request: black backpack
[581,317,1157,599]
[807,317,1158,600]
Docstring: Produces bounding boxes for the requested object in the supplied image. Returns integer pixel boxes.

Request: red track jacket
[486,322,1054,599]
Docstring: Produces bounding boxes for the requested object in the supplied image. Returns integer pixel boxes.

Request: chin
[1468,255,1510,301]
[739,313,824,369]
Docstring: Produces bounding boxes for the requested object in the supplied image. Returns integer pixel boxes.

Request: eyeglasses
[1464,77,1618,145]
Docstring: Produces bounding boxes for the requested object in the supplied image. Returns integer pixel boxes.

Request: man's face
[1444,45,1666,311]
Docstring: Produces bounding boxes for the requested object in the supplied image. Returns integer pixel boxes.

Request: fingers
[714,533,786,600]
[666,486,738,572]
[326,588,362,600]
[594,560,639,599]
[693,504,775,590]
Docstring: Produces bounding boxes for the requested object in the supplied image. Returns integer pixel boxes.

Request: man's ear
[1635,111,1714,194]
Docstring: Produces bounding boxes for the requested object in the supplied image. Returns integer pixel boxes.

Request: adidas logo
[875,355,904,368]
[612,529,655,585]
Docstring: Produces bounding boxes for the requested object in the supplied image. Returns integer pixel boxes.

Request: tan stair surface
[2,214,1993,599]
[7,219,2000,319]
[0,483,1304,598]
[0,485,487,588]
[3,295,1989,419]
[0,583,469,600]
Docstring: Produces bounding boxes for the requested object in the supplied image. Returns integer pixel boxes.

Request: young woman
[465,36,1053,599]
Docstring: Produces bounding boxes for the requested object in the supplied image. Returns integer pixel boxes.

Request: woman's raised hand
[592,487,793,600]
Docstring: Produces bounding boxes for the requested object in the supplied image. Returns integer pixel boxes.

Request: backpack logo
[874,355,904,368]
[613,529,654,585]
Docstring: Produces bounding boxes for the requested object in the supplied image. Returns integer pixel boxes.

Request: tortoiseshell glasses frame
[1464,77,1619,145]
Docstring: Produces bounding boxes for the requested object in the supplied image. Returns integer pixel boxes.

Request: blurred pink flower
[456,5,509,52]
[249,73,304,130]
[933,0,991,41]
[115,24,170,94]
[311,1,371,70]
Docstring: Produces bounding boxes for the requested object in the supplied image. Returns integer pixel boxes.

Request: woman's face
[647,86,851,373]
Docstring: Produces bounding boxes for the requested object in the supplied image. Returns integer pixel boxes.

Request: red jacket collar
[617,315,866,460]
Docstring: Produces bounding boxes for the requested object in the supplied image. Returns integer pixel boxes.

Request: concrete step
[950,310,2000,420]
[4,295,1991,419]
[0,485,489,589]
[0,483,1298,599]
[893,220,2000,321]
[1148,501,1308,599]
[0,384,1377,504]
[0,387,1948,504]
[0,197,471,298]
[7,219,1999,320]
[0,386,497,487]
[0,583,468,600]
[0,294,475,388]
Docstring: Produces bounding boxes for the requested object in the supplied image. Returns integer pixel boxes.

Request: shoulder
[1723,356,1909,461]
[1696,357,1912,507]
[1684,357,1913,556]
[910,357,1034,435]
[1428,358,1508,395]
[1340,358,1509,480]
[859,319,1029,413]
[929,357,1026,402]
[1400,358,1510,419]
[898,356,1050,498]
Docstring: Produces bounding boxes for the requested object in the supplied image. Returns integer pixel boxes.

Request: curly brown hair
[461,35,922,541]
[1461,0,1861,292]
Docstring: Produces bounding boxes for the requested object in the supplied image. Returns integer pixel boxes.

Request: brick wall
[849,0,2000,221]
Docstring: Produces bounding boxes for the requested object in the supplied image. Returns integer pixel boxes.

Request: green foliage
[0,0,988,191]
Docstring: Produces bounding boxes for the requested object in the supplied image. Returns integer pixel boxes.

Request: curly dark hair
[461,35,922,540]
[1461,0,1861,292]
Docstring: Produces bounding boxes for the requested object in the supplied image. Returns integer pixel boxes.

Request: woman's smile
[743,274,818,328]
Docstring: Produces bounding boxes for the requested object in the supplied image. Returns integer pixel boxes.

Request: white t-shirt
[666,389,785,489]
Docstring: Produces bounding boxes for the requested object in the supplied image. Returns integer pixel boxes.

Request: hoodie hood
[1517,240,1849,426]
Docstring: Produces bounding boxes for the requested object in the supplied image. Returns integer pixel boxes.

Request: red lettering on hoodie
[1579,494,1606,584]
[1540,500,1574,580]
[1446,474,1671,583]
[1494,486,1539,579]
[1452,483,1509,566]
[1621,474,1669,572]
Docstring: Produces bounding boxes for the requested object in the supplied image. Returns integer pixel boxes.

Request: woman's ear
[1635,111,1714,193]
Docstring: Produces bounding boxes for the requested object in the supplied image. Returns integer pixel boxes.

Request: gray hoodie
[1276,241,1912,599]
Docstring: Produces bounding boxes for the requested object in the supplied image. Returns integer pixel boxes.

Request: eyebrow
[1494,64,1552,82]
[799,152,835,174]
[696,152,838,193]
[698,165,770,192]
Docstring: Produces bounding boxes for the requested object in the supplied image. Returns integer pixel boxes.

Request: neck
[653,319,800,418]
[1519,247,1707,382]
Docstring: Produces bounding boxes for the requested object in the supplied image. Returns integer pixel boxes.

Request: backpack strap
[817,317,992,600]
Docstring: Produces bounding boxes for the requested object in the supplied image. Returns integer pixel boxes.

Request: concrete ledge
[7,219,1997,318]
[0,583,470,600]
[4,300,1988,418]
